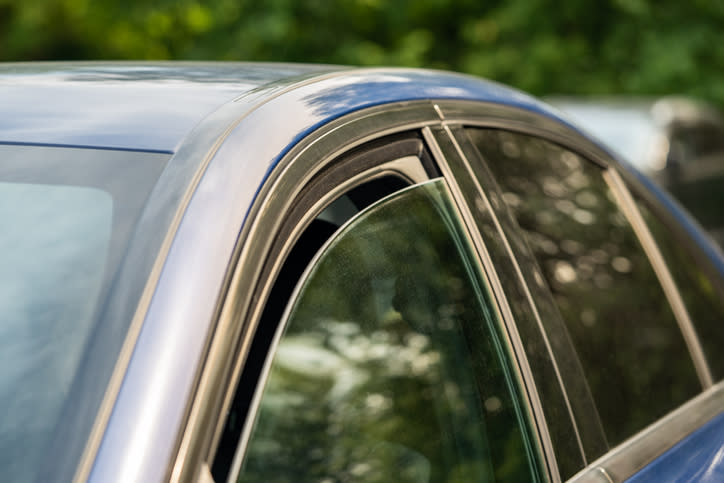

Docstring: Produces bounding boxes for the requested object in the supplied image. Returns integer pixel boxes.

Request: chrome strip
[570,467,615,483]
[197,463,214,483]
[425,125,561,482]
[596,468,615,483]
[604,169,713,389]
[569,380,724,482]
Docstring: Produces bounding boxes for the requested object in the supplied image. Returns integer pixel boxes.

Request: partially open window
[211,136,436,480]
[218,179,542,482]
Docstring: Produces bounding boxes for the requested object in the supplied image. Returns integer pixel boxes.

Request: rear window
[0,145,169,482]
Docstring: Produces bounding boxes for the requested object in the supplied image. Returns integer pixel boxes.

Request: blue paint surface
[627,411,724,482]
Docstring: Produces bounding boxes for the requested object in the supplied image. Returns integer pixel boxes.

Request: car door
[169,103,558,483]
[433,104,724,481]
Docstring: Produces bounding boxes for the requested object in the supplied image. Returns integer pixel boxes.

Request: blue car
[2,63,723,483]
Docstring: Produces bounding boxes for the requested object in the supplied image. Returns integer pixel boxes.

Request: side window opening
[212,175,410,481]
[224,179,542,483]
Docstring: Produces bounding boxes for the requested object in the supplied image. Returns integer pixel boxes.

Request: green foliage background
[1,0,723,103]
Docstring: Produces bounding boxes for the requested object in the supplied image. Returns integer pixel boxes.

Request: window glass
[0,182,111,482]
[235,180,542,482]
[466,129,700,447]
[0,145,169,482]
[637,200,724,380]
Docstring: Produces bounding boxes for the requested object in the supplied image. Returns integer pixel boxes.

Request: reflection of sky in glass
[0,182,112,482]
[551,103,660,170]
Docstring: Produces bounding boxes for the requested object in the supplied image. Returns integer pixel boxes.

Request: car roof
[0,62,574,154]
[0,62,339,153]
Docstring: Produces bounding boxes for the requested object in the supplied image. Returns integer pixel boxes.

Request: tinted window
[637,200,724,380]
[234,180,542,482]
[0,145,169,482]
[467,129,700,446]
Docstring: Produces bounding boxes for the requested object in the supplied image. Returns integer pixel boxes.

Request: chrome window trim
[569,381,724,482]
[424,125,560,482]
[604,168,713,389]
[171,102,445,483]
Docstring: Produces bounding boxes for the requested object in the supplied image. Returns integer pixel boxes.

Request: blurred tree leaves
[1,0,723,103]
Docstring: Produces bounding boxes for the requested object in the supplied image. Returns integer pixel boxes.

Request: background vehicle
[549,97,724,245]
[3,64,724,483]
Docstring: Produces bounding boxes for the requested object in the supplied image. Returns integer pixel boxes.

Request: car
[548,97,724,245]
[2,63,724,483]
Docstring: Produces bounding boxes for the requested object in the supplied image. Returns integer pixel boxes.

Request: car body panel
[0,62,336,152]
[626,411,724,482]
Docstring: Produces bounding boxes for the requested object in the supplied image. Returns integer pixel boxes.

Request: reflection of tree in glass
[239,181,541,482]
[637,200,724,381]
[471,129,700,446]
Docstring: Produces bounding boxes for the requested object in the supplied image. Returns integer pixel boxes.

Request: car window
[0,145,169,483]
[636,199,724,380]
[465,129,701,448]
[0,182,111,482]
[230,179,543,482]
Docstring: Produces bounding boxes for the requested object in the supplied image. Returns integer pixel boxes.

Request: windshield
[0,144,169,482]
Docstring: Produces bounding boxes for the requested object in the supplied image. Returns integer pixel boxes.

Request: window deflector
[226,179,542,483]
[295,155,430,230]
